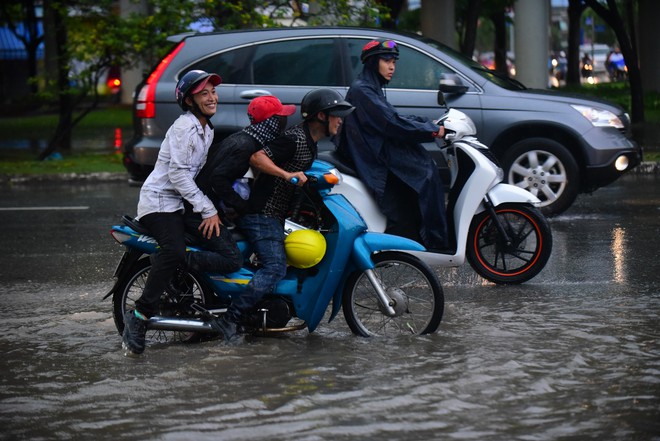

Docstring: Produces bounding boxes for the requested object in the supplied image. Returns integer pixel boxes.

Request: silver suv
[123,27,641,216]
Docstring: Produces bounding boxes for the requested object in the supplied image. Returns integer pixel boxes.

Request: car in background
[123,27,641,216]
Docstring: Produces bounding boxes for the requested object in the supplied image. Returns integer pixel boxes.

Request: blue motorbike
[105,160,444,343]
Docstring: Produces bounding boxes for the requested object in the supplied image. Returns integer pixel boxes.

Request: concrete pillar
[514,0,550,88]
[421,0,457,50]
[119,0,149,106]
[639,0,660,93]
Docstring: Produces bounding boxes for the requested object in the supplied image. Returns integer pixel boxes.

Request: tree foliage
[582,0,643,122]
[0,0,43,94]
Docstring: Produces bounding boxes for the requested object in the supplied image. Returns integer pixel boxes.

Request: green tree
[0,0,43,94]
[565,0,588,86]
[38,0,197,159]
[583,0,643,122]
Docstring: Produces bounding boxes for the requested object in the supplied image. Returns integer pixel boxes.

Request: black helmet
[360,39,399,64]
[301,89,354,120]
[175,70,222,110]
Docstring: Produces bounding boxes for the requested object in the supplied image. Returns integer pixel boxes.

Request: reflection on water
[611,225,626,284]
[1,176,659,440]
[1,273,658,440]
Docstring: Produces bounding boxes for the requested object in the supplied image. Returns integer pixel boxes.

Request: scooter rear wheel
[112,257,212,344]
[342,252,444,337]
[467,203,552,284]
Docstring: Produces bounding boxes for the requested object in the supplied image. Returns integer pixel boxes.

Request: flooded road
[0,175,659,440]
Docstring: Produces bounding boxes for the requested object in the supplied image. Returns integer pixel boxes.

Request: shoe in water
[122,310,147,355]
[210,315,244,345]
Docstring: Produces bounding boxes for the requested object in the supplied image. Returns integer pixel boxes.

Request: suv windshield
[418,35,526,91]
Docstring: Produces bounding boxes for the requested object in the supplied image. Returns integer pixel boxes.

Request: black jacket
[195,131,261,216]
[335,65,448,249]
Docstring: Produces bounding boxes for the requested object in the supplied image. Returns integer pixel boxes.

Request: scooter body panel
[484,183,541,209]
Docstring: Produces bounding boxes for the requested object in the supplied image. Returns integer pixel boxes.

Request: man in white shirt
[122,70,241,355]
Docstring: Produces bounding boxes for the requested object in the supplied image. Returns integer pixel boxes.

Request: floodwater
[0,174,658,440]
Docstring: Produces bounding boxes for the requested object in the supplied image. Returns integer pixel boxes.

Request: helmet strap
[189,98,215,129]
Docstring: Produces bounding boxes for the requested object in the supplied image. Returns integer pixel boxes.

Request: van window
[345,38,454,90]
[251,38,341,86]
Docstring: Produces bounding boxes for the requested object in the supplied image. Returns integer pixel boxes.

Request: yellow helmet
[284,229,326,269]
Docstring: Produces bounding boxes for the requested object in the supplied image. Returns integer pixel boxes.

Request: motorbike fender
[328,232,426,322]
[352,233,426,270]
[103,248,144,300]
[482,183,541,211]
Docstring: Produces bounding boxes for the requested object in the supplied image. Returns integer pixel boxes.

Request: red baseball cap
[248,95,296,123]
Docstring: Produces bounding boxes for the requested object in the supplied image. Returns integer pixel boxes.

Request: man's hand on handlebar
[433,125,446,138]
[287,171,307,186]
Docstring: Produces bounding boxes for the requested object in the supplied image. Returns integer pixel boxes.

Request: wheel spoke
[116,262,207,345]
[343,254,443,337]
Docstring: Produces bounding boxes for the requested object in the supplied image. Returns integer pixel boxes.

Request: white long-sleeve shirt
[137,111,217,220]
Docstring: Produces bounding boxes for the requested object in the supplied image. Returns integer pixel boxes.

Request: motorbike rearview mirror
[437,89,447,108]
[438,73,469,106]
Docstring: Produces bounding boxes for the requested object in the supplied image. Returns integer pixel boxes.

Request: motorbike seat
[318,150,359,177]
[122,214,151,235]
[122,214,198,244]
[121,214,245,245]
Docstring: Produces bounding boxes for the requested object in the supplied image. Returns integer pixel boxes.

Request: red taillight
[110,229,132,244]
[135,42,185,119]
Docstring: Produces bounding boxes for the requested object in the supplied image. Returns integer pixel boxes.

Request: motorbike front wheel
[467,203,552,284]
[342,252,444,337]
[112,257,212,344]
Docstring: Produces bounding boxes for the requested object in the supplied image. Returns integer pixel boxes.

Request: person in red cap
[122,70,239,355]
[211,89,354,344]
[191,94,296,223]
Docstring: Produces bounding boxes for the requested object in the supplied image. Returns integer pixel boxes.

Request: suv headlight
[571,105,624,129]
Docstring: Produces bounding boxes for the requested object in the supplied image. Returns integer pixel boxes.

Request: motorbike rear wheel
[112,257,212,344]
[342,252,444,337]
[467,203,552,284]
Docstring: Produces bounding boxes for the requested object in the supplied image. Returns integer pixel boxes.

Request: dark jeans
[227,214,287,322]
[184,213,243,274]
[136,212,243,318]
[136,212,187,318]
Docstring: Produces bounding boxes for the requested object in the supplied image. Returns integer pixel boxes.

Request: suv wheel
[501,138,579,217]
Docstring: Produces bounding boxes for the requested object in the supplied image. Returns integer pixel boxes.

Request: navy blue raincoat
[335,64,448,249]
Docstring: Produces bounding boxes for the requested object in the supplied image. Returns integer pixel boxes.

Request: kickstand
[191,303,216,321]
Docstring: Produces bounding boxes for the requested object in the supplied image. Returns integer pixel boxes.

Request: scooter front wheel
[467,203,552,284]
[342,252,444,337]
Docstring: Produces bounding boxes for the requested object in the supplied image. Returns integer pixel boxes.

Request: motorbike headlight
[571,105,624,129]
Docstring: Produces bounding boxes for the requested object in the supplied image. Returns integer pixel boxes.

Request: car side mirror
[438,74,469,105]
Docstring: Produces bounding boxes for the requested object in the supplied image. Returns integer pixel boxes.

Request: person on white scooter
[335,39,449,251]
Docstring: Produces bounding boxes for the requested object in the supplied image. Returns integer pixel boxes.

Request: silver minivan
[124,27,641,216]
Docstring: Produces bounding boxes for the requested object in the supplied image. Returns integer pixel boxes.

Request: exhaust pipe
[146,314,308,335]
[147,316,216,334]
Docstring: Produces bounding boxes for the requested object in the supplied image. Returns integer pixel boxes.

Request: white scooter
[319,80,553,284]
